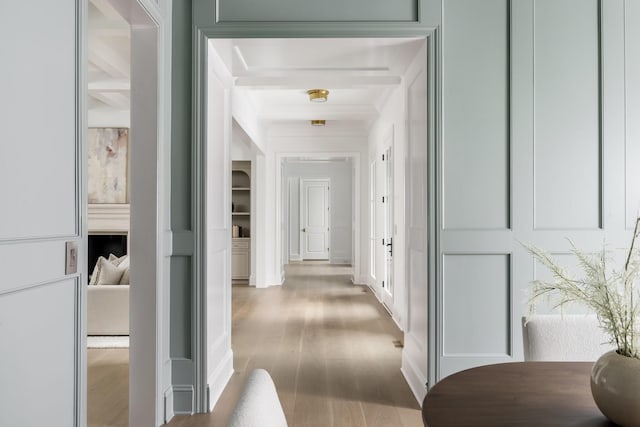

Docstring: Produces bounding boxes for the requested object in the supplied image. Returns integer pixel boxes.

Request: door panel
[401,43,429,403]
[383,145,394,310]
[0,1,84,425]
[204,44,234,410]
[301,179,330,260]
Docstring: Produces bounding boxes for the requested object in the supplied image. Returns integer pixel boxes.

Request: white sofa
[87,285,129,335]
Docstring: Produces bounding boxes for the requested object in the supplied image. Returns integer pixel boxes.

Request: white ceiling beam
[234,75,401,89]
[89,0,125,21]
[88,38,129,78]
[89,79,130,93]
[259,104,379,121]
[88,91,130,110]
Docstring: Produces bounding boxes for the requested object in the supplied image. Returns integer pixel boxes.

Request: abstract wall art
[88,128,129,204]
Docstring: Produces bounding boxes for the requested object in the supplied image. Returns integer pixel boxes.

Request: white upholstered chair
[227,369,288,427]
[522,314,615,361]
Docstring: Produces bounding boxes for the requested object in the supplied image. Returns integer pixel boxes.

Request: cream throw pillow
[96,256,125,285]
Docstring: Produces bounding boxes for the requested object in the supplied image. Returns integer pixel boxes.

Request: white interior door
[203,44,234,411]
[0,1,85,425]
[382,145,394,310]
[401,43,429,403]
[301,179,330,260]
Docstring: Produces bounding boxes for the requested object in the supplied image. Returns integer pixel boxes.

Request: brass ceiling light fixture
[307,89,329,103]
[310,120,326,126]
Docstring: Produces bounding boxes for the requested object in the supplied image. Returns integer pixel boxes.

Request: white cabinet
[232,161,251,283]
[232,238,250,282]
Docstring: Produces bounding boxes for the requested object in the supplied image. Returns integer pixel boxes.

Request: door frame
[300,178,331,260]
[88,1,171,425]
[193,28,438,410]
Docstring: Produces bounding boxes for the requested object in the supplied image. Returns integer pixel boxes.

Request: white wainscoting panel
[216,0,418,22]
[625,0,640,228]
[533,0,601,230]
[443,0,510,230]
[0,279,78,425]
[443,254,511,356]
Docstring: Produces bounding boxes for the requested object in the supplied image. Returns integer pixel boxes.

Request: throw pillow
[89,256,106,285]
[120,267,130,285]
[109,253,129,267]
[96,256,125,285]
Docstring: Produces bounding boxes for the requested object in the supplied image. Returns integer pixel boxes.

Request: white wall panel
[533,0,601,229]
[625,0,640,228]
[217,0,418,22]
[0,1,77,240]
[0,280,77,426]
[443,254,510,355]
[443,0,510,230]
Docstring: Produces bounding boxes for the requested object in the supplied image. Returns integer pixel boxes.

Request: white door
[401,43,430,402]
[203,45,234,410]
[382,145,394,310]
[0,1,85,425]
[301,179,330,260]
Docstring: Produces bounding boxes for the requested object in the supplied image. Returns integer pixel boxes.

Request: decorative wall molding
[171,385,195,415]
[87,204,130,233]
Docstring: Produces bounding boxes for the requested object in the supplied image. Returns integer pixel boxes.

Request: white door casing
[382,144,394,311]
[301,179,330,260]
[0,1,86,425]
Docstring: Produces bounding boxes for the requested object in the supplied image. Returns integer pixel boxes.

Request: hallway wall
[283,160,353,264]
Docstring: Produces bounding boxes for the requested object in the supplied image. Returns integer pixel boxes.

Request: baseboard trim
[401,350,428,405]
[289,254,302,261]
[171,385,195,415]
[351,275,368,285]
[163,387,175,423]
[207,349,234,411]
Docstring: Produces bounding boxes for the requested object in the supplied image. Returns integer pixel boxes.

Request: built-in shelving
[232,161,251,283]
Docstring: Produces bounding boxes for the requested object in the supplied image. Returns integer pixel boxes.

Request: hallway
[167,262,421,426]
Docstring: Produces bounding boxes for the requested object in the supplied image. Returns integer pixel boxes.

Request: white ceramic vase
[591,350,640,427]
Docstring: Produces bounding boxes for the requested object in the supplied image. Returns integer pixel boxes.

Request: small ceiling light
[310,120,326,126]
[307,89,329,103]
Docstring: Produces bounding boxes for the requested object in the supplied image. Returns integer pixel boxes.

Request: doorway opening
[200,35,432,411]
[85,1,166,425]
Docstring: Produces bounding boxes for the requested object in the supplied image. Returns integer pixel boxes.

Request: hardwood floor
[167,262,421,427]
[87,348,129,427]
[87,262,421,427]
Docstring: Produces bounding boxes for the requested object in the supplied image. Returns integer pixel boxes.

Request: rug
[87,336,129,348]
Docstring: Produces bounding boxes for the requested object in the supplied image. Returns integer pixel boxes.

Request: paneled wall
[440,0,640,378]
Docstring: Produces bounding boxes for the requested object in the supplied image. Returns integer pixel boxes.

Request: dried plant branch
[523,217,640,359]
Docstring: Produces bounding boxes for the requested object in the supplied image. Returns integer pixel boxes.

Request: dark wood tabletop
[422,362,616,427]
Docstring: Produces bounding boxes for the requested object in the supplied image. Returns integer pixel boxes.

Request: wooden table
[422,362,615,427]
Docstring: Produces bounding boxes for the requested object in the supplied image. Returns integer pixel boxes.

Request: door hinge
[382,196,385,203]
[382,238,385,245]
[382,154,385,161]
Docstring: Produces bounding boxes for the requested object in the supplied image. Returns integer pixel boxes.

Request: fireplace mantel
[88,204,130,234]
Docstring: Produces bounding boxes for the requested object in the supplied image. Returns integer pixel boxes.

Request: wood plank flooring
[167,262,421,427]
[87,348,129,427]
[87,262,421,427]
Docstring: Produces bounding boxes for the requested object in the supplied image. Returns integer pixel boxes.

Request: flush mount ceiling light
[310,120,326,126]
[307,89,330,103]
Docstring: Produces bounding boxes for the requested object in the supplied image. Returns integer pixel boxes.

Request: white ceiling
[87,6,425,132]
[87,0,131,112]
[210,38,425,129]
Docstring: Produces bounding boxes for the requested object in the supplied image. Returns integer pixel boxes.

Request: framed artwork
[88,128,129,204]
